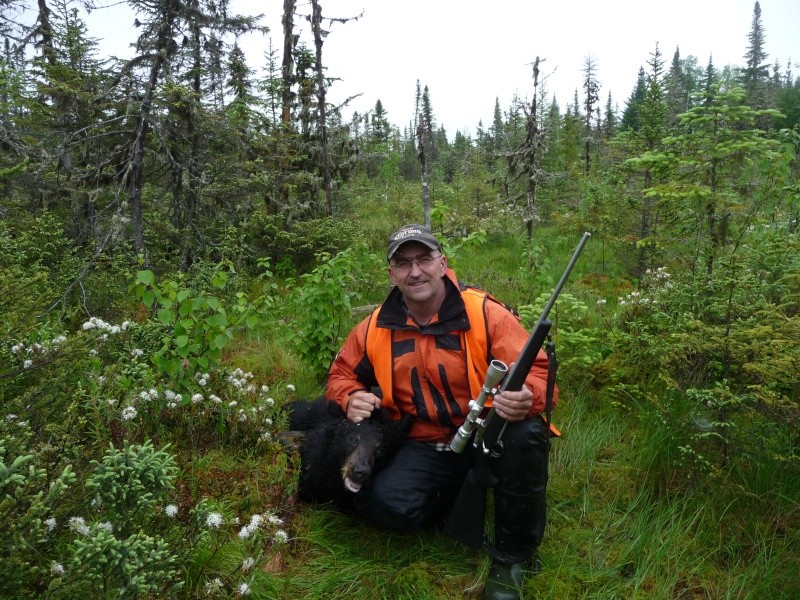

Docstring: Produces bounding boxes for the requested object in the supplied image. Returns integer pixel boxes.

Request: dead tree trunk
[127,54,165,262]
[506,57,546,241]
[416,113,431,227]
[311,0,332,216]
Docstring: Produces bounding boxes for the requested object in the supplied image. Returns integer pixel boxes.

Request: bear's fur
[286,398,412,510]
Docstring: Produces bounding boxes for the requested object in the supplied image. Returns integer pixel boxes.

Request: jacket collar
[376,269,471,334]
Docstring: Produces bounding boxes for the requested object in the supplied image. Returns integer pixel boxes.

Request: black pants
[356,415,550,561]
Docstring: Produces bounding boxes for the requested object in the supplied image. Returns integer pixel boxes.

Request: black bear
[286,398,412,510]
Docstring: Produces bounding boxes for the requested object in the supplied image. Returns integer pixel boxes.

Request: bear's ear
[326,400,346,419]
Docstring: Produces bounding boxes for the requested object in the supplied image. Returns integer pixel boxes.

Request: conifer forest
[1,0,798,598]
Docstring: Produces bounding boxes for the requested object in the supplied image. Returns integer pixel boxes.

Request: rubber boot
[483,561,525,600]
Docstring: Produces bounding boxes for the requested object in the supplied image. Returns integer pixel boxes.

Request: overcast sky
[82,0,799,137]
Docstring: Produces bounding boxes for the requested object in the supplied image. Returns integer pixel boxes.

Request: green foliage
[131,263,269,386]
[609,230,800,474]
[521,292,608,381]
[65,528,182,599]
[0,420,77,597]
[85,441,177,530]
[288,246,383,378]
[244,214,362,273]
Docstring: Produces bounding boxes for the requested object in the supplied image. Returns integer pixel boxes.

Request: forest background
[1,0,799,598]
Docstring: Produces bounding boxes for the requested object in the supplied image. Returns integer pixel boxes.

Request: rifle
[444,232,591,550]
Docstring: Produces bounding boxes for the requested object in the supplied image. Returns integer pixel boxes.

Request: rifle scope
[449,359,508,453]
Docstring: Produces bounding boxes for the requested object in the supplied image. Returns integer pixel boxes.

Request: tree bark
[311,0,332,216]
[127,13,173,262]
[417,113,430,227]
[281,0,296,128]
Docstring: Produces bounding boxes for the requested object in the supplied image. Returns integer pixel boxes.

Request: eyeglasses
[390,253,442,273]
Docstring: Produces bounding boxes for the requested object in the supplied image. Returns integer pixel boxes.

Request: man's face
[388,242,447,307]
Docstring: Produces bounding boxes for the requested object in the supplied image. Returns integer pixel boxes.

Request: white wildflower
[274,529,289,544]
[229,401,238,408]
[192,393,204,404]
[286,384,295,392]
[205,512,223,528]
[23,359,33,369]
[5,414,18,422]
[107,399,117,407]
[241,557,255,572]
[238,524,254,539]
[97,521,113,532]
[51,562,65,576]
[264,418,273,426]
[204,578,224,595]
[148,388,158,399]
[45,517,57,531]
[261,385,269,393]
[238,410,247,422]
[260,431,272,441]
[238,582,251,596]
[265,397,275,406]
[164,504,179,518]
[266,513,283,526]
[89,349,98,356]
[596,298,607,306]
[174,394,182,403]
[167,402,177,409]
[164,390,176,401]
[68,516,90,536]
[210,394,222,403]
[121,406,138,421]
[131,348,144,358]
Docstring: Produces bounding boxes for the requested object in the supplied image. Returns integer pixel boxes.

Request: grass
[247,384,800,599]
[280,507,482,599]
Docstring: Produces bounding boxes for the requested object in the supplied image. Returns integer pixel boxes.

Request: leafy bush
[287,246,383,378]
[131,263,270,387]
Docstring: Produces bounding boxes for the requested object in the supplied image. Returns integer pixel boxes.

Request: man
[326,224,555,600]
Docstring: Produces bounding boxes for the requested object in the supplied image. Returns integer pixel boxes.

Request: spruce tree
[602,92,617,138]
[621,67,647,131]
[742,1,770,109]
[665,46,690,128]
[582,55,601,174]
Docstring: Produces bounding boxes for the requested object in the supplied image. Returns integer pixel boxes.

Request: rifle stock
[444,232,590,550]
[443,464,497,548]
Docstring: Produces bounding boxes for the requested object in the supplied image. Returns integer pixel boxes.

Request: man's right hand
[346,391,381,423]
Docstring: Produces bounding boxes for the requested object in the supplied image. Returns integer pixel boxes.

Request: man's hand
[492,386,533,422]
[346,390,381,423]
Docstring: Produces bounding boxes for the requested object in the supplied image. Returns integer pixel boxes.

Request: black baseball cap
[387,224,441,260]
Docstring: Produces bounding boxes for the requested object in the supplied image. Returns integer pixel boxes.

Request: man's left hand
[492,386,533,422]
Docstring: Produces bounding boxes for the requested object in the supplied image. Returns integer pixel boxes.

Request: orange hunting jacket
[325,269,556,443]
